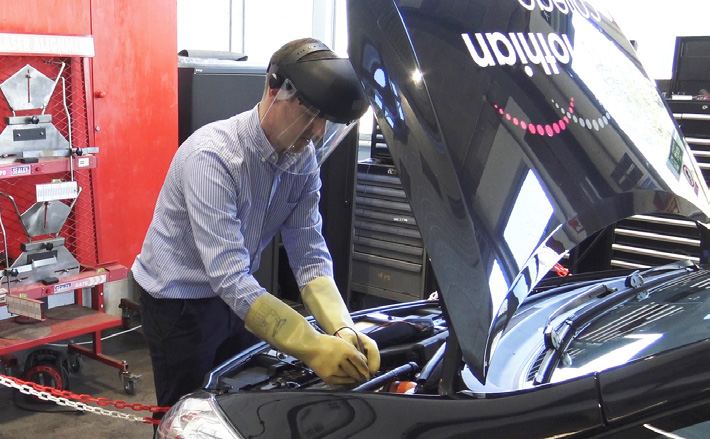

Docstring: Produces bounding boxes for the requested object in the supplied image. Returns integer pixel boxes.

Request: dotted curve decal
[494,97,613,137]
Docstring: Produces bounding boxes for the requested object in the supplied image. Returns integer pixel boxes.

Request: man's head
[265,38,335,94]
[258,38,368,171]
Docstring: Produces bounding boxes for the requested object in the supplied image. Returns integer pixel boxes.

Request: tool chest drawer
[610,99,709,269]
[349,162,431,302]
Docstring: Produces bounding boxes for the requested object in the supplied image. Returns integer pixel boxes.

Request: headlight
[157,392,242,439]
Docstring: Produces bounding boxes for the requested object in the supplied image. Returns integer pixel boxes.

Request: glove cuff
[301,276,354,334]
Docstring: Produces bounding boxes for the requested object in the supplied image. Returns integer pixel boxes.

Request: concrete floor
[0,319,157,439]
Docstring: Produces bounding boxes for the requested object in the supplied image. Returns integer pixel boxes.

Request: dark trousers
[138,284,259,423]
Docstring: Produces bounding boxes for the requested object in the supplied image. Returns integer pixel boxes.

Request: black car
[158,0,710,437]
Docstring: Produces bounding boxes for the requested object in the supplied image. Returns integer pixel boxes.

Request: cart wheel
[22,363,67,403]
[68,354,82,373]
[24,364,64,388]
[123,378,137,395]
[21,349,70,397]
[119,371,141,395]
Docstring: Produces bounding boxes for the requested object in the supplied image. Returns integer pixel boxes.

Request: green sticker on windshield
[667,131,684,178]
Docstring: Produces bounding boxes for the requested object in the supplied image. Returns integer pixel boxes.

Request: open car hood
[346,0,710,382]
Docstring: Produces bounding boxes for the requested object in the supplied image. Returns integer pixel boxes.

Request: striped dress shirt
[132,106,333,319]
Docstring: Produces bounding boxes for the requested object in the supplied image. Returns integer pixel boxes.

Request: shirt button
[260,157,266,162]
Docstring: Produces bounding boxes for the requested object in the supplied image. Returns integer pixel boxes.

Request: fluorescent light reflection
[552,334,662,382]
[489,260,508,319]
[569,15,683,192]
[503,170,553,267]
[374,68,386,88]
[643,423,688,439]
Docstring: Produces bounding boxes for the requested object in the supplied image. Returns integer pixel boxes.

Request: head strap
[268,41,331,74]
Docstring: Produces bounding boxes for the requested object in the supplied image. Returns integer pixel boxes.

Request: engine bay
[217,301,449,396]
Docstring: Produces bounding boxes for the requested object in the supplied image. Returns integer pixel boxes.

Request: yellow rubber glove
[301,276,380,374]
[244,292,371,385]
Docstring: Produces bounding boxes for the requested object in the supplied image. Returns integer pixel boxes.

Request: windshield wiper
[533,264,697,385]
[636,259,698,277]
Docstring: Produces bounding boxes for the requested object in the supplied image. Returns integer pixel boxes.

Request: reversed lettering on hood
[517,0,612,23]
[462,0,613,77]
[462,32,574,77]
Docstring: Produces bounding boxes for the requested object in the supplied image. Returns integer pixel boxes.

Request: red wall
[0,1,92,35]
[1,0,177,268]
[90,0,177,267]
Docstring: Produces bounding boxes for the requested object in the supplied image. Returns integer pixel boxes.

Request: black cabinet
[609,99,710,269]
[348,161,437,303]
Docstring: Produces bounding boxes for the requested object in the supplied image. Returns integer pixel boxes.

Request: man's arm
[181,147,264,319]
[279,171,333,282]
[280,172,380,374]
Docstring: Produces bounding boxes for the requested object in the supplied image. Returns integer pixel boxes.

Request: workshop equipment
[0,39,136,394]
[0,63,98,161]
[0,186,82,289]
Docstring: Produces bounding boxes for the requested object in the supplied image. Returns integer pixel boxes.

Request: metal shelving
[610,100,710,269]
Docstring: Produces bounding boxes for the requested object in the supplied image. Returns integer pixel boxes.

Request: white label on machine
[11,165,31,176]
[6,295,43,321]
[53,274,107,294]
[78,157,90,168]
[36,181,79,202]
[0,33,95,57]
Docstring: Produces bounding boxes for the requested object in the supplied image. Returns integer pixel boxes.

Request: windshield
[550,268,710,382]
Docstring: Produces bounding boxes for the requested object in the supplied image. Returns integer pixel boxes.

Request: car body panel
[346,0,710,382]
[163,268,710,438]
[219,374,603,438]
[599,338,710,424]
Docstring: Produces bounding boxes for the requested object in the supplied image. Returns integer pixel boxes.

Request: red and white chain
[0,374,155,423]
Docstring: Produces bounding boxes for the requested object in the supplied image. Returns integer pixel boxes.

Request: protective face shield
[260,46,368,175]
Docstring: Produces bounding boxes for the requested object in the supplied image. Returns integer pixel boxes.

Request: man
[132,38,380,417]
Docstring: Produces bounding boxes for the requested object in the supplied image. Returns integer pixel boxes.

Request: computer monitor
[178,58,267,144]
[670,36,710,97]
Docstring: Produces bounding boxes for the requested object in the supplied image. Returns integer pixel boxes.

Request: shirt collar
[247,104,278,163]
[247,103,318,172]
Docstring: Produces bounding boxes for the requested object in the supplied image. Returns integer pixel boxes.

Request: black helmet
[268,41,368,124]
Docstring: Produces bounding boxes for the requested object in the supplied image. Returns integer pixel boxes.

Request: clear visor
[259,79,356,175]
